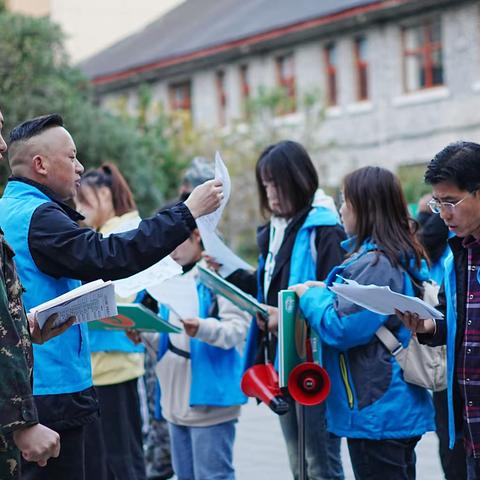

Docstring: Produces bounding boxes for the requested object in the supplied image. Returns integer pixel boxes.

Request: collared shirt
[456,235,480,457]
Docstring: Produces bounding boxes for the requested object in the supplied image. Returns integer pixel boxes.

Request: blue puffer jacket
[299,238,435,439]
[243,206,341,370]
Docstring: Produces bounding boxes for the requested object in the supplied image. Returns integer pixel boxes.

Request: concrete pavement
[234,399,443,480]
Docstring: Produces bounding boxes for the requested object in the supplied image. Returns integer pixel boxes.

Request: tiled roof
[80,0,380,81]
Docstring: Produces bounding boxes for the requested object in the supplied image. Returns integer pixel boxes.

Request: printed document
[329,277,444,319]
[113,255,182,298]
[30,280,118,328]
[147,273,199,319]
[197,151,252,276]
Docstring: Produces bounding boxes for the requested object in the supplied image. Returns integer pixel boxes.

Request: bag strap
[375,325,404,357]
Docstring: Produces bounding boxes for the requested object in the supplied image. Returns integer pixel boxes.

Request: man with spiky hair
[0,113,223,480]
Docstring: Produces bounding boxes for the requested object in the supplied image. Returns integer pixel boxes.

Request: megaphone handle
[298,403,306,480]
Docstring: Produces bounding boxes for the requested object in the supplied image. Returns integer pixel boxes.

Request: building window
[169,81,191,112]
[239,64,250,117]
[324,43,338,106]
[275,54,296,113]
[354,36,368,101]
[216,70,227,126]
[402,18,443,92]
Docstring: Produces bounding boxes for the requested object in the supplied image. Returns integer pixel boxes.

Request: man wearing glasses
[399,141,480,478]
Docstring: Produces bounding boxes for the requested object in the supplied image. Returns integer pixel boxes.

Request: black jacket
[228,206,346,307]
[11,177,196,430]
[418,235,468,432]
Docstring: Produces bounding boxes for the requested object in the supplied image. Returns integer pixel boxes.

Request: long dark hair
[77,163,136,216]
[255,140,318,218]
[343,166,426,268]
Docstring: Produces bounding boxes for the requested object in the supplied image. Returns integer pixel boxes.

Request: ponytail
[79,162,136,216]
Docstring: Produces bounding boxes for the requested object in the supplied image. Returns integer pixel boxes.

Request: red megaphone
[241,363,290,415]
[287,362,331,406]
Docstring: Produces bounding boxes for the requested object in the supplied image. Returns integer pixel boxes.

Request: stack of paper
[30,280,117,328]
[329,277,444,319]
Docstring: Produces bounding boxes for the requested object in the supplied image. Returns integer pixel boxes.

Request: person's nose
[439,206,452,223]
[75,158,85,175]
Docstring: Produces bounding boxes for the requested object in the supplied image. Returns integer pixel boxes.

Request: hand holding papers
[329,277,444,320]
[197,265,268,317]
[196,152,254,277]
[196,152,231,230]
[30,280,118,329]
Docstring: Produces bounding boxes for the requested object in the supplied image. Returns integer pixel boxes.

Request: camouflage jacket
[0,229,38,435]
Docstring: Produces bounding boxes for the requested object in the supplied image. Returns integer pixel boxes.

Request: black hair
[425,141,480,192]
[9,114,64,144]
[255,140,318,217]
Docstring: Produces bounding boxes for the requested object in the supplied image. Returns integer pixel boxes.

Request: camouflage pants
[0,435,20,480]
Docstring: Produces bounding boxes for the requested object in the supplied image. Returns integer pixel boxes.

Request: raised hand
[184,179,223,219]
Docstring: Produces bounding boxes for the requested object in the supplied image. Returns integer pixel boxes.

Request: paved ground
[233,399,443,480]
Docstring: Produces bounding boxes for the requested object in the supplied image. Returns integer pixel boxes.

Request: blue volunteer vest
[0,180,92,395]
[158,280,246,407]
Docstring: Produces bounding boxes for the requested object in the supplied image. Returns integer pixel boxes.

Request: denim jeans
[279,402,344,480]
[168,420,236,480]
[347,436,421,480]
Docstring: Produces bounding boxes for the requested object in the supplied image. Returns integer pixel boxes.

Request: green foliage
[397,163,431,204]
[0,11,186,214]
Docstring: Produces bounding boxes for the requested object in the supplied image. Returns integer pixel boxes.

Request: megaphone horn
[241,363,289,415]
[287,362,331,406]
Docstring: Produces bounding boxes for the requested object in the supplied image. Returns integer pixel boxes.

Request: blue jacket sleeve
[299,253,404,350]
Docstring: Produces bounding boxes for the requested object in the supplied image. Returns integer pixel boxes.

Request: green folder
[278,290,321,388]
[197,265,268,317]
[88,303,182,333]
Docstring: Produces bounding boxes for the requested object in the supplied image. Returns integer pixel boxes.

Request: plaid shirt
[456,237,480,457]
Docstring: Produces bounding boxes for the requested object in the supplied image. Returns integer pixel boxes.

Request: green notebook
[197,265,268,317]
[278,290,321,388]
[88,303,182,333]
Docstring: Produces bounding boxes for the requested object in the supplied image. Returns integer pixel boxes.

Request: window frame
[402,17,444,93]
[354,35,369,102]
[324,42,338,107]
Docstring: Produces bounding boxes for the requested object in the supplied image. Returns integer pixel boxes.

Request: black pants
[85,379,146,480]
[22,424,87,480]
[347,436,421,480]
[433,390,467,480]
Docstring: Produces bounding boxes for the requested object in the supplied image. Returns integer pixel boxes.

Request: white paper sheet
[196,151,251,276]
[196,151,231,232]
[146,274,199,319]
[113,256,182,298]
[199,229,254,277]
[329,277,444,319]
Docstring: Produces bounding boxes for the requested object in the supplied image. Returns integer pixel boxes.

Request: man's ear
[32,154,48,177]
